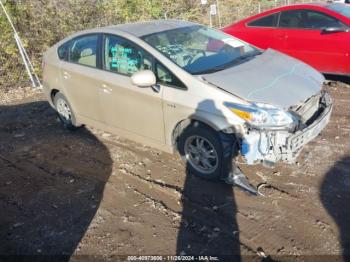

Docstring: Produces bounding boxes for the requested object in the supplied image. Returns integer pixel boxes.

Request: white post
[216,0,222,28]
[258,3,261,13]
[209,10,212,28]
[15,34,41,88]
[14,34,36,87]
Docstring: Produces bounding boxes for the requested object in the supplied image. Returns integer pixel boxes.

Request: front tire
[178,122,223,181]
[53,93,79,131]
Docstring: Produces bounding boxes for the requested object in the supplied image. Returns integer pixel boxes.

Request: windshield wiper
[192,67,227,75]
[193,51,261,75]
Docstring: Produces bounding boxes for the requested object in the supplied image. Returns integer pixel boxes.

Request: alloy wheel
[184,135,219,174]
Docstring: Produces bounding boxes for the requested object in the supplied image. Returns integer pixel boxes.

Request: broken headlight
[224,102,296,129]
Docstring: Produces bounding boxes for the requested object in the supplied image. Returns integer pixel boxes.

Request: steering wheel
[185,50,206,66]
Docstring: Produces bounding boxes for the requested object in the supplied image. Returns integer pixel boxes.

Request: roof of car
[297,2,328,7]
[273,2,341,9]
[103,20,198,37]
[235,2,343,22]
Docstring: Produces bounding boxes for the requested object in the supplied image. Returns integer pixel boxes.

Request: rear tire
[53,93,79,131]
[178,122,223,181]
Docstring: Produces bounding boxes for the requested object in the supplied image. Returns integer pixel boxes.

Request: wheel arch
[52,91,81,128]
[171,117,221,148]
[50,89,60,103]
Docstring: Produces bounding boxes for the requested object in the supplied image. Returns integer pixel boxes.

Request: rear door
[275,9,349,74]
[60,34,103,121]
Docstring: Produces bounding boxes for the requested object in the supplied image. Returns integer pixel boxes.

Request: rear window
[247,13,279,27]
[279,9,345,29]
[327,3,350,19]
[69,34,98,68]
[279,10,303,28]
[58,42,69,61]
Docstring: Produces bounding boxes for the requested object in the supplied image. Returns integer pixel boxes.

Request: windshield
[142,25,260,75]
[327,3,350,19]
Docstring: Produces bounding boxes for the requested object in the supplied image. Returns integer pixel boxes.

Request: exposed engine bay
[241,90,333,166]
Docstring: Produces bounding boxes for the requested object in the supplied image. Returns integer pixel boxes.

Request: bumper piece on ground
[224,167,258,195]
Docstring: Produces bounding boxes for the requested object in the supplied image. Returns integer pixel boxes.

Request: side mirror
[131,70,156,87]
[321,26,349,34]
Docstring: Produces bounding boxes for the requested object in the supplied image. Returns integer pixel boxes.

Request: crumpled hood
[202,49,324,109]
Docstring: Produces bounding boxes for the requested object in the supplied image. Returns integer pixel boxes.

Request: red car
[223,3,350,76]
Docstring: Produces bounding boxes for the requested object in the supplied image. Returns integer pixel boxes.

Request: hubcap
[56,98,72,122]
[184,135,218,174]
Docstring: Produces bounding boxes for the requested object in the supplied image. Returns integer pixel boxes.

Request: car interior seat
[78,48,96,67]
[280,12,301,28]
[280,16,301,28]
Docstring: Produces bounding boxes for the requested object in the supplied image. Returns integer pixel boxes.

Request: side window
[58,42,69,61]
[303,10,344,29]
[248,13,279,27]
[279,10,344,29]
[155,62,186,89]
[104,34,152,76]
[279,10,304,28]
[69,35,98,67]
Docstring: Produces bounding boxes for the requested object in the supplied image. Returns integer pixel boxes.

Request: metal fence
[0,0,327,92]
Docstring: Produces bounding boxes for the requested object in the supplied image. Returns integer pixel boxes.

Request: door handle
[277,34,288,40]
[63,71,70,79]
[101,84,112,94]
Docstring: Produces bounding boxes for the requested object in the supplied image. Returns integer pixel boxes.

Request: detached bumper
[241,93,333,165]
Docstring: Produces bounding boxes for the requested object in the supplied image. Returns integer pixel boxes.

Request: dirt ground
[0,80,350,261]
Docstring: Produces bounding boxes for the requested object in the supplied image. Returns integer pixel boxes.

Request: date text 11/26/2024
[127,256,220,261]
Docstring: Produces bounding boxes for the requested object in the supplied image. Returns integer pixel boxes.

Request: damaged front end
[240,91,333,166]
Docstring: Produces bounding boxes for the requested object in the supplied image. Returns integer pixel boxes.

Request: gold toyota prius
[42,20,333,181]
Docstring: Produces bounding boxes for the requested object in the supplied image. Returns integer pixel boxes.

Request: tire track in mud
[121,172,258,256]
[113,160,315,256]
[100,151,263,255]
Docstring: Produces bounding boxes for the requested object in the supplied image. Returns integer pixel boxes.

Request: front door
[98,34,165,143]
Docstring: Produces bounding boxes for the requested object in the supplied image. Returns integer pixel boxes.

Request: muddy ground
[0,80,349,261]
